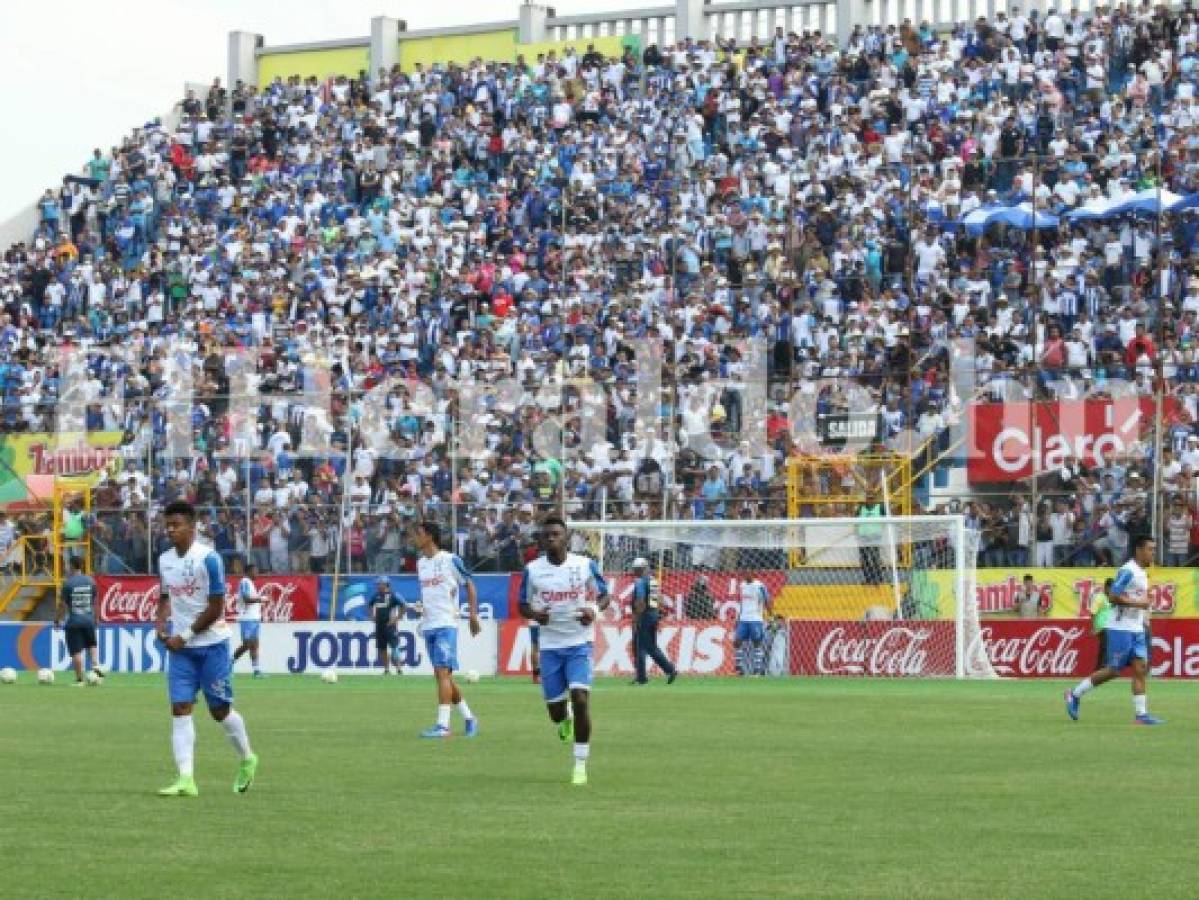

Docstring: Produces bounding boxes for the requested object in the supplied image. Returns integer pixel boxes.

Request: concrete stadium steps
[0,581,54,621]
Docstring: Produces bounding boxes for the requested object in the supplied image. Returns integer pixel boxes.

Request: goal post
[569,516,995,679]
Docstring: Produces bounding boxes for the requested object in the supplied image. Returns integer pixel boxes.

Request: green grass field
[1,675,1196,899]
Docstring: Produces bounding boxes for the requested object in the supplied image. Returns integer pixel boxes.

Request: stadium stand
[2,1,1199,579]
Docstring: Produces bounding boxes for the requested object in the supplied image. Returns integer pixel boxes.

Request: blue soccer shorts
[168,642,233,709]
[539,642,593,703]
[239,621,261,642]
[1105,629,1149,671]
[735,621,765,643]
[423,627,459,672]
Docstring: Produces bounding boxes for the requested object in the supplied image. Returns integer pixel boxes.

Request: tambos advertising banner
[96,576,319,623]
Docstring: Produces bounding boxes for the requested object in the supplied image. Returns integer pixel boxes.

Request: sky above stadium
[0,0,636,224]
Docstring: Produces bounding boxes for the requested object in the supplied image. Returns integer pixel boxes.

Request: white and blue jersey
[521,553,608,702]
[417,550,473,671]
[160,541,232,708]
[159,541,229,647]
[735,579,770,643]
[237,576,261,640]
[520,553,609,651]
[1105,560,1151,670]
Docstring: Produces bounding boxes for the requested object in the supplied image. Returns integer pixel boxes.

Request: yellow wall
[254,33,641,85]
[258,46,370,85]
[399,29,518,71]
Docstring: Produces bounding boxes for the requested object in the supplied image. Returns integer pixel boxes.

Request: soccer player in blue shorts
[734,576,772,676]
[519,516,610,786]
[231,560,264,677]
[156,500,259,796]
[1066,536,1163,725]
[411,521,481,738]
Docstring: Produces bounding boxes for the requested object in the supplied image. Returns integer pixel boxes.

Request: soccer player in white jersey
[155,501,259,797]
[231,560,264,678]
[734,576,772,676]
[519,516,610,786]
[411,521,481,739]
[1066,536,1164,725]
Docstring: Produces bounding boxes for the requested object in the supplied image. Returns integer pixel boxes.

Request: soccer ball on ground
[86,671,102,686]
[321,670,339,684]
[37,668,55,685]
[463,669,481,684]
[0,667,16,684]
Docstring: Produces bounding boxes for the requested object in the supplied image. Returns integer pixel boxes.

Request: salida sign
[967,397,1170,483]
[95,576,318,623]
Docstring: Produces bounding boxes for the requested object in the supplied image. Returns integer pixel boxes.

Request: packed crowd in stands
[4,3,1199,575]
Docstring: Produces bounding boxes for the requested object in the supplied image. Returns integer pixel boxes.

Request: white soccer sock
[437,704,451,729]
[221,710,253,759]
[455,699,473,721]
[172,715,195,777]
[1134,694,1148,716]
[1072,678,1094,698]
[573,742,590,763]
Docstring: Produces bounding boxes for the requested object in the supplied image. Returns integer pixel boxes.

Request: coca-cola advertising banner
[96,576,319,624]
[790,619,1199,678]
[790,621,958,676]
[967,397,1174,483]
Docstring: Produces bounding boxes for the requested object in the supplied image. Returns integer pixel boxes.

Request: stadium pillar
[676,0,707,41]
[518,4,550,43]
[836,0,861,48]
[227,31,263,89]
[370,16,402,84]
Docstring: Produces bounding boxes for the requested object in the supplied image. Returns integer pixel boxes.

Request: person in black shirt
[369,577,406,675]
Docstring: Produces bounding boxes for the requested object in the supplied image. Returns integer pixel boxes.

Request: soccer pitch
[2,677,1195,899]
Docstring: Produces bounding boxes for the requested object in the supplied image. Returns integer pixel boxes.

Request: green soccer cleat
[234,753,259,794]
[158,775,198,798]
[571,762,588,786]
[557,717,574,743]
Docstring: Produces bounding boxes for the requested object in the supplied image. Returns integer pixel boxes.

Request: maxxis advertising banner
[496,619,753,677]
[96,576,319,623]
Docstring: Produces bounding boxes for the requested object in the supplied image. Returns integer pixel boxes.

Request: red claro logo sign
[971,624,1085,677]
[97,578,301,623]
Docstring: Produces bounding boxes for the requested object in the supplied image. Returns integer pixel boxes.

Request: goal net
[570,516,995,679]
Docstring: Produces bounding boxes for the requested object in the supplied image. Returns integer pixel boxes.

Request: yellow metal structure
[0,478,93,620]
[785,453,913,568]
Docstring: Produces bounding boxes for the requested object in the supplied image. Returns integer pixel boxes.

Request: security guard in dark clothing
[369,577,405,675]
[57,556,102,686]
[631,558,678,685]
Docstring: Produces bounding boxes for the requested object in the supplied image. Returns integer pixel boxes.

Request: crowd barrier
[2,619,1196,679]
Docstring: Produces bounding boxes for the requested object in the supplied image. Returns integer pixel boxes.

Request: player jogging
[734,576,772,676]
[519,516,610,786]
[231,561,264,677]
[411,521,481,739]
[1065,536,1163,725]
[57,556,103,686]
[156,500,259,797]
